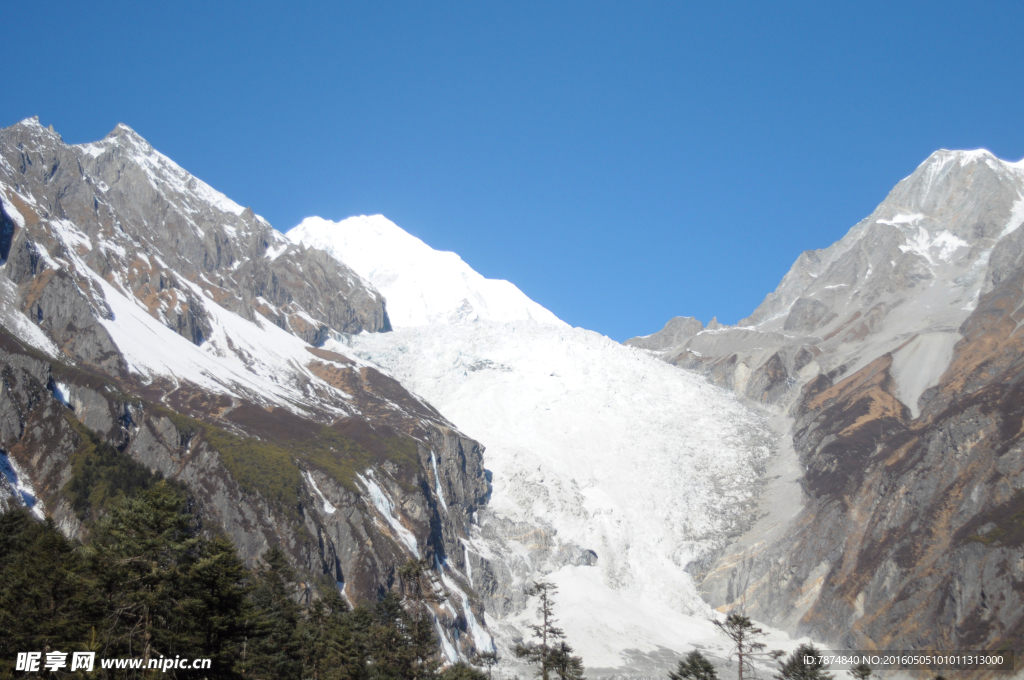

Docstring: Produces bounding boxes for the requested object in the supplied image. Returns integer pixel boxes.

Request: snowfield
[288,215,564,328]
[294,215,777,670]
[336,321,772,667]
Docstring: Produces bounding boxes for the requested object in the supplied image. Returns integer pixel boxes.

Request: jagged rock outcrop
[623,315,704,351]
[631,149,1024,659]
[0,118,389,349]
[0,117,493,658]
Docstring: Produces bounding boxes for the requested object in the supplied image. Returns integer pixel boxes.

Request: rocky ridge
[629,149,1024,660]
[0,117,493,659]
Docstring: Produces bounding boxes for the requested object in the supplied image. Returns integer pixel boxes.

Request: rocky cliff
[629,150,1024,660]
[0,117,493,658]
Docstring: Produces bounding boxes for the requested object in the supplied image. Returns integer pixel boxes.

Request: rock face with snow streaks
[631,149,1024,658]
[290,217,776,675]
[0,117,492,660]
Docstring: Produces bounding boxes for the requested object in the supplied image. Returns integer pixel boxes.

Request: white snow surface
[357,471,421,557]
[336,319,771,667]
[287,215,565,328]
[304,472,337,515]
[0,451,45,519]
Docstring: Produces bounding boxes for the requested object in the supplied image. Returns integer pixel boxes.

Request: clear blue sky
[8,1,1024,340]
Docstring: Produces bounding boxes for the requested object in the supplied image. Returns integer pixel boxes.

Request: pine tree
[669,650,718,680]
[471,650,499,680]
[712,614,766,680]
[179,535,253,678]
[364,591,422,680]
[0,509,99,678]
[548,641,586,680]
[850,662,871,680]
[439,661,488,680]
[773,644,834,680]
[301,589,364,680]
[86,481,199,668]
[398,557,442,680]
[514,582,584,680]
[245,547,304,680]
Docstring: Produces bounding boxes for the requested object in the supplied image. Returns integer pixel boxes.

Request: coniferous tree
[712,614,766,680]
[86,482,199,668]
[850,663,871,680]
[669,650,718,680]
[0,509,99,679]
[514,582,583,680]
[439,661,488,680]
[245,547,304,680]
[179,535,253,678]
[398,558,442,680]
[299,589,362,680]
[364,591,420,680]
[471,650,499,680]
[773,644,834,680]
[548,641,585,680]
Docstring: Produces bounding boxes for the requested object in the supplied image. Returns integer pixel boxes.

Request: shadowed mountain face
[0,118,492,659]
[630,150,1024,656]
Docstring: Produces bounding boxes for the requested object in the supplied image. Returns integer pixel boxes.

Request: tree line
[0,481,492,680]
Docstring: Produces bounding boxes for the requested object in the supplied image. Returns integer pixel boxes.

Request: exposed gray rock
[0,117,494,659]
[0,117,391,349]
[624,316,704,351]
[782,297,836,333]
[638,149,1024,657]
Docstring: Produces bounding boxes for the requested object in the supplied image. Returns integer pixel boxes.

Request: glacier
[292,216,792,672]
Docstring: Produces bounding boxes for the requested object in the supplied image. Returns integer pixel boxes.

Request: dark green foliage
[298,590,362,680]
[64,416,166,525]
[514,582,584,680]
[548,641,586,680]
[245,547,305,680]
[86,482,201,664]
[471,650,499,680]
[0,509,99,679]
[712,614,766,680]
[439,662,488,680]
[182,536,254,676]
[850,662,871,680]
[1,416,475,680]
[773,644,834,680]
[670,650,718,680]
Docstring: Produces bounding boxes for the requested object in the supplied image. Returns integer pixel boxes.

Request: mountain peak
[288,215,565,329]
[10,116,62,141]
[104,122,150,147]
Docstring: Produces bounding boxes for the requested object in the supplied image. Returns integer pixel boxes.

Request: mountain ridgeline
[629,149,1024,659]
[0,118,492,660]
[1,113,1021,677]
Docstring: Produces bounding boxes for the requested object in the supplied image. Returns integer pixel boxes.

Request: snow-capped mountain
[632,149,1024,658]
[290,217,779,673]
[0,118,493,660]
[288,215,564,327]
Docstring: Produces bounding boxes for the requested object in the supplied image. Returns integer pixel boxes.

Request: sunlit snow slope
[288,215,564,328]
[291,217,776,671]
